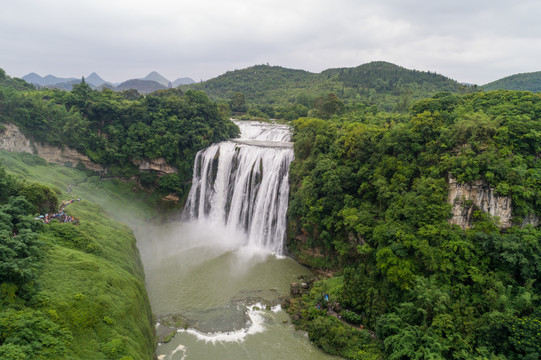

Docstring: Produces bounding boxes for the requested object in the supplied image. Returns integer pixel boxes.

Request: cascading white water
[182,121,293,255]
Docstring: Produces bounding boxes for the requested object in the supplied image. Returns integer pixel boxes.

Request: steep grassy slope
[0,150,156,359]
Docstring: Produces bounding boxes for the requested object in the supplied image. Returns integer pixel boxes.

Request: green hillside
[0,68,34,91]
[180,64,318,108]
[484,71,541,92]
[0,150,156,359]
[181,61,468,113]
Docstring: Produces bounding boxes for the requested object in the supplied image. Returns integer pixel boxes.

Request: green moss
[161,331,176,344]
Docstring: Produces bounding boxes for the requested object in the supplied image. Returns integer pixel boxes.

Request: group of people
[38,190,82,224]
[40,210,79,224]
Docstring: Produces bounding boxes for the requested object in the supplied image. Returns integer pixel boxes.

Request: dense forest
[0,68,238,199]
[180,61,472,117]
[286,90,541,359]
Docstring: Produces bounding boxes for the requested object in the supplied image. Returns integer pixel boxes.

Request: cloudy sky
[1,0,539,84]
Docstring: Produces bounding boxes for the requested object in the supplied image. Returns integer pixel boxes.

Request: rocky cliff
[0,123,106,173]
[1,123,177,176]
[448,176,513,228]
[0,123,34,153]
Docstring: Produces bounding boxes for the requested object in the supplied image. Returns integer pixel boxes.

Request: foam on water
[179,303,269,344]
[171,344,187,360]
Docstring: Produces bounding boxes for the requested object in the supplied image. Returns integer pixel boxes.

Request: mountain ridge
[20,71,194,92]
[179,61,466,111]
[86,72,107,87]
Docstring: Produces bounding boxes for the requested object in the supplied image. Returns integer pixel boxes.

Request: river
[136,121,338,360]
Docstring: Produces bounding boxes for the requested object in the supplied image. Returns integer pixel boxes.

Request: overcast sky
[1,0,539,85]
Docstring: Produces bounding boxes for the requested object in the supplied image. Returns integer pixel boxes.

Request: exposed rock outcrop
[1,123,182,180]
[448,176,512,228]
[0,123,34,153]
[162,193,180,204]
[133,157,177,175]
[0,123,105,172]
[34,142,106,173]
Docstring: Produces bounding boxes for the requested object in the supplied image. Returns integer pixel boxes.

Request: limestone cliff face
[0,123,105,172]
[132,157,177,174]
[34,142,106,173]
[448,176,512,228]
[1,123,179,177]
[0,123,34,153]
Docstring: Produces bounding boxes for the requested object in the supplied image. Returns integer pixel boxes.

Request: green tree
[19,183,59,214]
[230,91,247,113]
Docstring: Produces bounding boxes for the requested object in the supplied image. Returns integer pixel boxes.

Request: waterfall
[182,121,293,255]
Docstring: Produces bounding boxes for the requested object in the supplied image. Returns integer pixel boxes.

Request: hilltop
[141,71,171,87]
[483,70,541,92]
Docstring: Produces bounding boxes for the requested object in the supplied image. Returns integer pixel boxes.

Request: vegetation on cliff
[0,150,156,359]
[287,90,541,359]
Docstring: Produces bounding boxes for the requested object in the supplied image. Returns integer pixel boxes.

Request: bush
[19,183,59,213]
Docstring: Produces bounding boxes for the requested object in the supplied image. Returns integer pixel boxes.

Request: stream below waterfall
[137,121,338,360]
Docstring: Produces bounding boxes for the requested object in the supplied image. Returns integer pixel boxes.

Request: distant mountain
[85,72,107,87]
[172,77,195,87]
[141,71,170,87]
[322,61,461,93]
[22,73,78,86]
[181,65,314,102]
[483,71,541,92]
[181,61,465,110]
[21,72,43,85]
[115,79,167,94]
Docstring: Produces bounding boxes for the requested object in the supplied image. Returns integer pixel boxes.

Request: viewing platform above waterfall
[230,138,293,148]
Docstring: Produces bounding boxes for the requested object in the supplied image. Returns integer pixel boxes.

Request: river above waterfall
[136,121,338,360]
